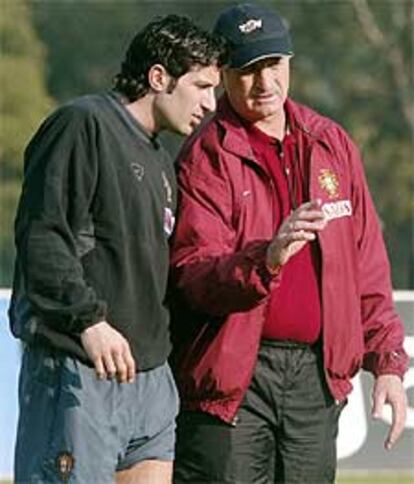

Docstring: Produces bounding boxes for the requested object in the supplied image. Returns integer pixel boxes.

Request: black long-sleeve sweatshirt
[9,92,177,370]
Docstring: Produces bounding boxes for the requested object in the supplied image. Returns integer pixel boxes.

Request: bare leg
[116,459,173,484]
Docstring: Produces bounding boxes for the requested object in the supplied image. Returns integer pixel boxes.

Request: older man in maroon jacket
[170,4,408,483]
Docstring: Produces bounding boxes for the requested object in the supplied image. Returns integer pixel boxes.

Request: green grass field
[337,474,414,484]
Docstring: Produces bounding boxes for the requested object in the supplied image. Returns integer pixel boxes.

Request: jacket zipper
[307,143,340,404]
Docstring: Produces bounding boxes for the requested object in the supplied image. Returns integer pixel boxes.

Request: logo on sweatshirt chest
[131,162,145,182]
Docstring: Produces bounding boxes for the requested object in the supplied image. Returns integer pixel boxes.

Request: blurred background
[0,0,413,482]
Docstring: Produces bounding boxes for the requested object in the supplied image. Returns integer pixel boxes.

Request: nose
[201,87,217,114]
[255,68,273,91]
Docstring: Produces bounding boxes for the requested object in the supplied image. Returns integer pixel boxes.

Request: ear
[148,64,170,93]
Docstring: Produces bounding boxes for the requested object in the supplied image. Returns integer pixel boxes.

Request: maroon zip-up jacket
[169,96,408,424]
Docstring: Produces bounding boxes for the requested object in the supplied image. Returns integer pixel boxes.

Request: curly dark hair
[114,15,227,102]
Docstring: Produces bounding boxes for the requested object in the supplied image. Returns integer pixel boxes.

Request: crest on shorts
[318,169,339,199]
[56,451,75,481]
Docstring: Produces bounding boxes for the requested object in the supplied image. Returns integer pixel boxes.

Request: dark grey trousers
[174,340,345,484]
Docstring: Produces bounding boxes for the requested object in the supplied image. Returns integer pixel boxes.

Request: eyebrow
[195,79,216,87]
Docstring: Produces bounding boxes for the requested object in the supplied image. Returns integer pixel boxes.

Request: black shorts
[174,340,345,484]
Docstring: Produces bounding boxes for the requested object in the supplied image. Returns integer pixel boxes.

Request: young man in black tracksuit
[9,15,224,484]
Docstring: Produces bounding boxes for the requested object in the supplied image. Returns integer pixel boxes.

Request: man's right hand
[266,199,327,270]
[80,321,136,383]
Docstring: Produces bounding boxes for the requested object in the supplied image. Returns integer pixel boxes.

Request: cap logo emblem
[239,18,262,34]
[318,169,340,199]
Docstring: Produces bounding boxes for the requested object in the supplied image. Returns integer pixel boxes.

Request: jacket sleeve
[344,131,408,378]
[170,138,279,317]
[14,105,107,334]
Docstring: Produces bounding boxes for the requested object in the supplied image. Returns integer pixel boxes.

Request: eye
[241,65,255,74]
[197,83,214,90]
[268,59,283,69]
[270,63,281,71]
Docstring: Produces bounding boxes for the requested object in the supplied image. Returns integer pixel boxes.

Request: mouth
[254,93,278,103]
[190,114,203,126]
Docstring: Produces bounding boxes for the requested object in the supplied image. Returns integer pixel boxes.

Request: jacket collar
[284,98,331,141]
[215,95,332,159]
[216,95,256,162]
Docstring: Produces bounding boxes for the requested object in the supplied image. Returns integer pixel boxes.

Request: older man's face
[222,56,290,123]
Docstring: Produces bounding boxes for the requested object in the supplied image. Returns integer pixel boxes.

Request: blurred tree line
[0,1,55,288]
[0,0,413,288]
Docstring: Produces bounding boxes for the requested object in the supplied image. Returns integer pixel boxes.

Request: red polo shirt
[245,122,321,343]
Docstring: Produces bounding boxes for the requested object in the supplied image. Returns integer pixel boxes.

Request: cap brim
[229,37,293,69]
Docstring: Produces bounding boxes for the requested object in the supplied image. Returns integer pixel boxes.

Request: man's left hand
[371,374,407,450]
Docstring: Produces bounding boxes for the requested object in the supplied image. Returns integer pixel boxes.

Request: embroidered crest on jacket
[318,169,339,199]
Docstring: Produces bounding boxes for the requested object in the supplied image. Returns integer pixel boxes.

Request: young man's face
[156,64,220,136]
[222,56,290,124]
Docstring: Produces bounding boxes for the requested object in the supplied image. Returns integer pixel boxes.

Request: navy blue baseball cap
[214,3,293,69]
